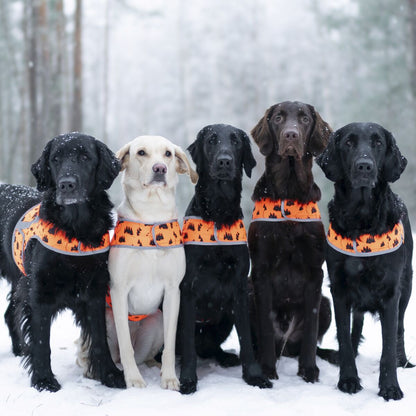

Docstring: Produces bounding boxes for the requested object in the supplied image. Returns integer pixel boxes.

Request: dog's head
[251,101,331,160]
[316,122,407,188]
[116,135,197,191]
[31,132,121,205]
[187,124,256,181]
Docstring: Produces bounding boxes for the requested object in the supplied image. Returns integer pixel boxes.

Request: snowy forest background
[1,0,416,225]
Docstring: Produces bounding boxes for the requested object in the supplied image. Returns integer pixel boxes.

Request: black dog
[0,133,125,392]
[178,124,272,394]
[248,101,332,383]
[316,122,413,401]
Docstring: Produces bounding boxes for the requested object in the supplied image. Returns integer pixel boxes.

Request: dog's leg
[298,271,322,383]
[331,288,362,394]
[178,286,198,394]
[378,295,403,401]
[160,286,180,391]
[110,286,146,388]
[351,311,364,357]
[27,302,61,392]
[252,269,278,379]
[77,295,125,389]
[233,274,272,389]
[5,286,24,356]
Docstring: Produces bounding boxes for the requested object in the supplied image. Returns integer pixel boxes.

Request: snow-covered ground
[0,261,415,416]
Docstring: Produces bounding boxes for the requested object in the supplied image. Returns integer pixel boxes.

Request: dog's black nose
[217,155,233,169]
[355,158,374,173]
[58,177,77,193]
[152,163,167,174]
[283,129,299,141]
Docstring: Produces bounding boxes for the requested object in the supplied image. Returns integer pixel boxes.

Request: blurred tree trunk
[102,0,110,143]
[408,0,416,101]
[71,0,83,131]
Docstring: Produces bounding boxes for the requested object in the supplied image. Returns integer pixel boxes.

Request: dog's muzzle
[56,175,86,205]
[278,128,304,159]
[211,153,236,180]
[351,157,376,188]
[150,163,167,185]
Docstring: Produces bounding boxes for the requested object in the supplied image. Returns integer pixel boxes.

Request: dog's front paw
[101,367,126,389]
[126,376,147,388]
[378,385,403,401]
[243,363,273,389]
[261,364,279,380]
[31,373,61,392]
[298,365,319,383]
[180,378,197,395]
[161,376,180,391]
[338,377,362,394]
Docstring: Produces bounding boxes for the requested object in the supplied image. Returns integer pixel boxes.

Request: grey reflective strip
[251,217,321,223]
[111,243,183,249]
[118,217,179,227]
[326,235,404,257]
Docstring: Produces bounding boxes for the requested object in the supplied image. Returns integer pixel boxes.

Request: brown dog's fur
[248,101,332,382]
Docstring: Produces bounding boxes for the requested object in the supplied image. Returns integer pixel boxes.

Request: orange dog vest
[327,222,404,257]
[110,218,183,249]
[12,204,110,275]
[182,217,247,245]
[251,198,321,222]
[105,290,148,322]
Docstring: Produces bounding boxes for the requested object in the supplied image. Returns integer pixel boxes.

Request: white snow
[0,258,416,415]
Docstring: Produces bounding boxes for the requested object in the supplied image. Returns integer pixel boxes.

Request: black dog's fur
[248,101,332,383]
[178,124,272,394]
[0,133,125,392]
[316,122,413,401]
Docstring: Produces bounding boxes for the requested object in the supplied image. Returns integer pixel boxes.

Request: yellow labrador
[78,136,197,390]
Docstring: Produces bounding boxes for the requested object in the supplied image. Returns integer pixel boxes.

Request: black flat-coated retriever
[177,124,272,394]
[0,133,125,392]
[248,101,332,383]
[316,122,413,401]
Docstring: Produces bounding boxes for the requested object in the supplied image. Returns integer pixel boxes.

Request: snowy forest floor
[0,259,416,416]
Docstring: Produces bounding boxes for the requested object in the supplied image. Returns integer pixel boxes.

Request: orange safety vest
[110,218,183,249]
[327,222,404,257]
[251,197,321,222]
[182,216,247,245]
[105,290,148,322]
[12,204,110,276]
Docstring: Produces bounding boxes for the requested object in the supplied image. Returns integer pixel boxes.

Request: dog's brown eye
[376,139,382,146]
[275,116,282,123]
[138,150,146,156]
[345,139,352,147]
[302,116,310,123]
[165,150,172,157]
[81,154,89,161]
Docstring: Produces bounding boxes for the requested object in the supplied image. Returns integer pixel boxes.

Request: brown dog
[248,101,332,383]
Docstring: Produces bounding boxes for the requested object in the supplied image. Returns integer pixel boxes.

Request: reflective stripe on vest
[105,290,148,322]
[327,221,404,257]
[251,198,321,222]
[182,216,247,245]
[12,204,110,276]
[110,218,183,249]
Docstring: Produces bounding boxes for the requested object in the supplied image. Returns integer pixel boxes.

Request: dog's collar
[182,216,247,245]
[12,204,110,276]
[111,218,183,249]
[327,221,404,257]
[105,290,148,322]
[251,197,321,222]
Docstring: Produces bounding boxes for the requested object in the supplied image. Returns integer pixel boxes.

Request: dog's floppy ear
[316,131,343,182]
[95,140,121,190]
[174,144,198,184]
[187,127,207,170]
[251,105,275,156]
[307,105,332,156]
[240,130,256,178]
[115,142,132,171]
[381,129,407,183]
[31,139,54,191]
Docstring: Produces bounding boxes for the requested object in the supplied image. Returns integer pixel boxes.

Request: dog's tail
[316,347,339,365]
